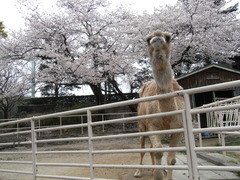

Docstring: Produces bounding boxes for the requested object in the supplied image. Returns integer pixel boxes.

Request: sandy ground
[0,137,160,180]
[0,137,239,180]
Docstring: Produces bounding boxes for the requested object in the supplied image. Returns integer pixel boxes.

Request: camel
[134,30,185,180]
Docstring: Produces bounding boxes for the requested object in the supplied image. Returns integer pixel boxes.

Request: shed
[176,64,240,128]
[177,64,240,89]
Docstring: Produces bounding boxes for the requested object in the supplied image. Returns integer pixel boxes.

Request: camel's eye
[164,34,171,43]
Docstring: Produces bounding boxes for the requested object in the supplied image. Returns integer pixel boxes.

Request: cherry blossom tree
[0,23,32,118]
[2,0,239,101]
[151,0,239,76]
[0,60,31,118]
[122,0,239,91]
[13,0,138,104]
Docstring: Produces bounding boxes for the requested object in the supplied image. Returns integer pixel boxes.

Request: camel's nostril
[150,36,165,48]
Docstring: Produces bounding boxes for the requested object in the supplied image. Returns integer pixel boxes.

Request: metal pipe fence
[194,94,240,160]
[0,80,240,180]
[0,112,137,137]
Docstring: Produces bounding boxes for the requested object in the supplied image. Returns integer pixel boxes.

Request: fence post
[219,112,227,162]
[197,113,203,147]
[81,115,84,134]
[183,93,199,180]
[122,114,125,131]
[17,122,19,139]
[31,117,37,180]
[38,119,41,137]
[59,116,62,135]
[102,114,105,132]
[87,110,95,180]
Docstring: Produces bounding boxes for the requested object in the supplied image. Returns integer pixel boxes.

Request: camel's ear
[146,35,152,45]
[164,33,171,43]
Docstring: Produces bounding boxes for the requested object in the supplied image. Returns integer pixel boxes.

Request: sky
[0,0,178,31]
[1,0,239,31]
[1,0,239,32]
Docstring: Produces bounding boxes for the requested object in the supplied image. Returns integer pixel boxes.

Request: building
[177,63,240,128]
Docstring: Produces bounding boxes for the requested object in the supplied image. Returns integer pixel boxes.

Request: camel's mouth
[149,36,166,49]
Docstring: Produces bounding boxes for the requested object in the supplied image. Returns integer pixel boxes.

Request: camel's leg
[149,143,155,174]
[149,134,166,180]
[150,143,155,165]
[167,133,182,180]
[134,136,146,178]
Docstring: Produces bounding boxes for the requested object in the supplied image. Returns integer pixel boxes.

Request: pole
[183,92,200,180]
[31,118,37,180]
[31,59,36,98]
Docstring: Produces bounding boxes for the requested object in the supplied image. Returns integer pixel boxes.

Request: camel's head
[146,30,171,61]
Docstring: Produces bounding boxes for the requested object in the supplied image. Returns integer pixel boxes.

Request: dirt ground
[0,135,233,180]
[0,136,164,180]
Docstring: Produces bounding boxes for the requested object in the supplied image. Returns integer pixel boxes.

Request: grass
[215,136,240,165]
[226,152,240,164]
[0,157,12,161]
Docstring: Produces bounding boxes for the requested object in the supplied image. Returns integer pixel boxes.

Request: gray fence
[1,80,240,180]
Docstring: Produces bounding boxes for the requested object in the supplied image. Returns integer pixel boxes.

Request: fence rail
[1,80,240,180]
[0,112,137,136]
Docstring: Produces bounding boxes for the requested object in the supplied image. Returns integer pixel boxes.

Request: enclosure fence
[1,80,240,180]
[196,95,240,161]
[0,112,137,138]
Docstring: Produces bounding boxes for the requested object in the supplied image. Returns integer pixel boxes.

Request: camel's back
[137,80,185,129]
[139,80,184,110]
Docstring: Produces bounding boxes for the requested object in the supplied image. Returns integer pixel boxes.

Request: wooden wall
[177,67,240,89]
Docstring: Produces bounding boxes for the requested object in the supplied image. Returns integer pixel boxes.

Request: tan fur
[139,80,183,97]
[134,31,185,180]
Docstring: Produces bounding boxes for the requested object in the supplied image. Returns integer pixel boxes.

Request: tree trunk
[54,84,59,98]
[3,108,9,119]
[89,83,104,105]
[108,78,137,112]
[0,101,9,119]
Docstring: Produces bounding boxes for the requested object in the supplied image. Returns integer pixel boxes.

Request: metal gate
[1,80,240,180]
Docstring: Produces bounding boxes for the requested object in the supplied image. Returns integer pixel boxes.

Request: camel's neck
[150,49,177,112]
[150,50,173,93]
